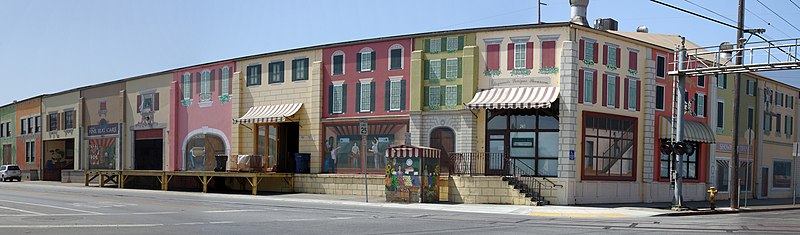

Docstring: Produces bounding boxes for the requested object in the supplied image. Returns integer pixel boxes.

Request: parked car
[0,165,22,182]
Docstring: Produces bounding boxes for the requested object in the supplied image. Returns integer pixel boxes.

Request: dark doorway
[135,139,163,170]
[276,122,299,173]
[430,127,455,173]
[2,144,10,165]
[761,167,769,198]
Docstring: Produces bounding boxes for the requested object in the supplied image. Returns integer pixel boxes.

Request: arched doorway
[429,127,455,172]
[184,134,226,171]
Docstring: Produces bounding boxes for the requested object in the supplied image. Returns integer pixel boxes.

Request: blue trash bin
[294,153,311,173]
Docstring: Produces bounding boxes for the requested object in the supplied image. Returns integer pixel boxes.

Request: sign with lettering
[88,123,119,136]
[359,119,368,136]
[569,150,575,160]
[716,143,749,154]
[491,76,552,87]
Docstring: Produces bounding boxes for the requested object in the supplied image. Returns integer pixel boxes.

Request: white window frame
[332,84,343,114]
[697,75,705,88]
[221,66,230,96]
[25,140,35,163]
[445,85,458,107]
[429,60,441,80]
[200,69,211,101]
[607,75,616,108]
[445,58,458,79]
[446,37,458,51]
[430,38,441,53]
[388,44,404,70]
[389,79,402,111]
[429,86,441,107]
[607,45,618,67]
[182,72,191,100]
[583,70,594,104]
[514,43,526,69]
[584,40,595,62]
[656,55,666,79]
[717,74,727,89]
[331,50,345,75]
[764,112,772,132]
[360,48,373,72]
[627,78,638,110]
[360,81,371,113]
[697,93,706,117]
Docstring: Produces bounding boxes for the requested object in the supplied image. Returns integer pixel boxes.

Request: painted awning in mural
[385,144,441,158]
[328,123,405,136]
[234,103,303,124]
[659,116,716,143]
[466,87,559,109]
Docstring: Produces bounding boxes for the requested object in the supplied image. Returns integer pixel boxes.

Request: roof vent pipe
[570,0,590,26]
[636,25,649,33]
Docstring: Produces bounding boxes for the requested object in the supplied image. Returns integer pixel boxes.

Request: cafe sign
[88,123,119,136]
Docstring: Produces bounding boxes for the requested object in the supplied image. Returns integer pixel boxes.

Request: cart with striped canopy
[384,144,441,203]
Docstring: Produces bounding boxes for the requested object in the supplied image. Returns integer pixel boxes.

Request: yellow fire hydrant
[707,187,718,210]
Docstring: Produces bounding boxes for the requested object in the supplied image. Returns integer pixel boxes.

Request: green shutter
[440,37,447,52]
[400,80,407,110]
[210,69,215,92]
[279,62,285,82]
[457,85,462,105]
[371,51,376,71]
[355,83,362,112]
[458,36,464,50]
[385,81,391,111]
[328,85,334,114]
[423,87,429,108]
[370,82,376,112]
[457,57,463,78]
[424,61,429,80]
[424,39,430,53]
[355,53,361,72]
[342,84,347,113]
[440,86,446,108]
[292,60,297,81]
[440,58,446,79]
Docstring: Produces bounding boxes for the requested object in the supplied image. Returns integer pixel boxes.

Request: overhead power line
[790,0,800,11]
[683,0,737,24]
[755,0,800,33]
[744,8,791,38]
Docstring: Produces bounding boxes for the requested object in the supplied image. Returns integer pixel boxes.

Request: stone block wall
[294,174,385,197]
[448,176,539,206]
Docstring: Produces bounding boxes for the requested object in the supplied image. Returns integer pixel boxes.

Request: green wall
[0,105,15,165]
[411,33,478,111]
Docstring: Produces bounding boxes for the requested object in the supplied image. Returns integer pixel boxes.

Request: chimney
[594,18,618,31]
[570,0,590,26]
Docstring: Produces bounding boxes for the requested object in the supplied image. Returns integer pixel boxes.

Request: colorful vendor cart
[384,145,441,203]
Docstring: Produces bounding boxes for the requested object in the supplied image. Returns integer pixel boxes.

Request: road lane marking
[209,221,234,224]
[0,205,46,215]
[0,224,163,228]
[203,209,263,213]
[0,199,102,215]
[174,222,206,225]
[528,212,626,217]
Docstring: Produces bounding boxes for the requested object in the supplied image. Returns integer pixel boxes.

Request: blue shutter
[385,81,391,111]
[341,84,347,113]
[370,82,376,112]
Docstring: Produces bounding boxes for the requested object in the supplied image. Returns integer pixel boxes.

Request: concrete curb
[656,206,800,216]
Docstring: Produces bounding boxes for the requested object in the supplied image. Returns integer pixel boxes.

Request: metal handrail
[509,158,563,188]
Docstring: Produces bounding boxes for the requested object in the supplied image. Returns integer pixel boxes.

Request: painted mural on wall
[88,137,116,169]
[134,89,161,129]
[384,145,440,203]
[322,122,407,173]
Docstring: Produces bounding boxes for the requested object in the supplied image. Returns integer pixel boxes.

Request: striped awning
[385,144,441,159]
[466,87,559,109]
[234,103,302,124]
[659,116,716,143]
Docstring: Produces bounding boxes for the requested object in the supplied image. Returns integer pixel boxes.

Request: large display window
[485,105,559,177]
[582,112,637,180]
[323,121,408,173]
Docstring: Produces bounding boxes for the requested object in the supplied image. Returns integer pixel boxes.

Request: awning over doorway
[659,116,716,143]
[234,103,302,124]
[466,87,559,109]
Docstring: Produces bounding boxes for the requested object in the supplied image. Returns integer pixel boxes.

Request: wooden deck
[84,170,293,195]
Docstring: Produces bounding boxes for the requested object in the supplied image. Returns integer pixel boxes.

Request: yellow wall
[124,73,172,170]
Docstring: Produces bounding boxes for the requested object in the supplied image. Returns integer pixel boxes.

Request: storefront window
[485,105,559,177]
[716,159,730,192]
[323,121,408,173]
[659,142,698,180]
[185,134,225,171]
[583,113,636,180]
[256,124,279,170]
[773,160,791,189]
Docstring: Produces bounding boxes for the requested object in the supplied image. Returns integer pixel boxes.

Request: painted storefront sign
[88,138,117,169]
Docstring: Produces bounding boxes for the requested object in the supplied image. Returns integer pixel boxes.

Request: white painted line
[203,209,263,213]
[0,199,102,215]
[0,205,46,215]
[174,222,206,225]
[208,221,234,224]
[0,224,163,228]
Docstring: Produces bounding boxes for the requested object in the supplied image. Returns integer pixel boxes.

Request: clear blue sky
[1,0,799,105]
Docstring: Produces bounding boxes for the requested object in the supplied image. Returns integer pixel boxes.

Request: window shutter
[579,39,585,61]
[602,45,608,65]
[400,80,407,110]
[228,69,233,93]
[487,44,500,70]
[593,42,599,62]
[218,68,224,91]
[370,51,376,71]
[440,37,447,52]
[328,85,334,114]
[636,80,641,111]
[356,53,362,72]
[423,87,429,108]
[341,84,347,113]
[385,81,391,111]
[507,43,515,70]
[279,62,285,82]
[370,82,376,112]
[440,85,446,107]
[578,69,584,104]
[210,69,216,92]
[693,93,698,115]
[525,41,533,69]
[355,83,362,112]
[195,72,201,96]
[458,36,464,50]
[624,78,629,108]
[58,113,63,130]
[629,51,637,70]
[154,93,160,111]
[542,41,556,68]
[457,57,463,78]
[602,74,608,106]
[614,76,620,108]
[457,85,462,105]
[424,39,430,53]
[615,48,621,68]
[137,95,142,113]
[592,71,598,104]
[292,60,297,81]
[440,58,446,77]
[424,61,429,80]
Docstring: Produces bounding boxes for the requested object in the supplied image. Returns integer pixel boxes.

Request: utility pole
[538,0,547,24]
[730,0,745,210]
[673,39,687,210]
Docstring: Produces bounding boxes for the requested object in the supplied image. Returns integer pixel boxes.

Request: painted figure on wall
[88,138,116,169]
[324,122,407,172]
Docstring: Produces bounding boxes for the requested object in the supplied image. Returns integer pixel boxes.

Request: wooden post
[251,176,258,195]
[161,174,168,191]
[84,172,89,187]
[99,173,105,187]
[202,176,208,193]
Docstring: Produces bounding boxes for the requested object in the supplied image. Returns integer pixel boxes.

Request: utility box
[385,145,441,203]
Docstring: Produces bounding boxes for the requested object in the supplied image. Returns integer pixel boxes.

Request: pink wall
[322,38,412,118]
[170,61,235,171]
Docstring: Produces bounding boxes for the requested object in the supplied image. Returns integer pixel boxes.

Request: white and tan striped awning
[659,116,716,143]
[234,103,302,124]
[466,87,559,109]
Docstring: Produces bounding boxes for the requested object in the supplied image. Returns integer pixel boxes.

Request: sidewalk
[16,181,800,217]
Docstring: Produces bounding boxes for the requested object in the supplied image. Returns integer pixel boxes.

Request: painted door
[2,145,10,165]
[429,127,455,173]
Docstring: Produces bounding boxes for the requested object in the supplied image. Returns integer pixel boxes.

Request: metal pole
[363,135,368,203]
[538,0,542,24]
[730,0,745,210]
[673,39,687,209]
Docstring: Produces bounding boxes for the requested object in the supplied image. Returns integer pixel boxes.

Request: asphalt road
[0,181,799,235]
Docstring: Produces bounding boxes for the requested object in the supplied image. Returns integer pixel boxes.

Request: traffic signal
[674,142,687,155]
[660,141,673,155]
[684,142,695,156]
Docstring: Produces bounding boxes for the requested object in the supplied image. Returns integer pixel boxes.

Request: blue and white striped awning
[466,87,559,109]
[234,103,302,124]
